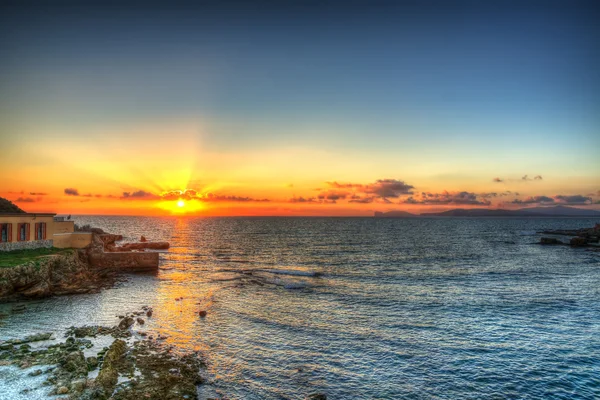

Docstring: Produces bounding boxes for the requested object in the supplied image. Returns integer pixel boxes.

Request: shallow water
[1,217,600,399]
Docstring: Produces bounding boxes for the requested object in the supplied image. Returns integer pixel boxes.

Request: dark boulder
[540,237,562,245]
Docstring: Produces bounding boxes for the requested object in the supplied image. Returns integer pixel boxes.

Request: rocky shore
[0,249,118,300]
[0,231,169,301]
[0,307,206,399]
[539,223,600,248]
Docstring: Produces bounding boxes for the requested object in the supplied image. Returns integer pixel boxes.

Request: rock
[22,281,52,298]
[136,317,145,325]
[56,386,69,395]
[86,356,98,370]
[70,378,87,393]
[306,394,327,400]
[198,310,207,318]
[118,316,135,330]
[95,339,127,393]
[540,237,562,245]
[146,309,153,317]
[140,235,147,242]
[29,369,43,376]
[570,237,589,247]
[61,351,87,377]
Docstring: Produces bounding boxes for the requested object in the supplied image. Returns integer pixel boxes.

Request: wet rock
[540,237,562,245]
[198,310,207,318]
[29,369,43,376]
[70,378,87,393]
[570,237,589,247]
[56,386,69,395]
[136,318,145,325]
[95,339,127,393]
[306,393,327,400]
[61,351,88,377]
[140,235,147,242]
[119,317,135,330]
[146,309,153,318]
[86,356,98,370]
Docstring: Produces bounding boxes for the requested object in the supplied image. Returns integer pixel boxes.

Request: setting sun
[177,200,185,208]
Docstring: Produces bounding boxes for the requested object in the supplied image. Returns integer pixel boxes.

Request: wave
[258,269,322,277]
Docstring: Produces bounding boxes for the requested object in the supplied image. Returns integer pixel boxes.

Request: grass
[0,247,70,268]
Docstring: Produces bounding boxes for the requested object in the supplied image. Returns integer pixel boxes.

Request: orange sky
[1,119,598,216]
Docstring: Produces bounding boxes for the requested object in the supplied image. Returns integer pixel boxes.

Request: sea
[1,216,599,399]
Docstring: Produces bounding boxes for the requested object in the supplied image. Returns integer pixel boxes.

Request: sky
[0,0,599,216]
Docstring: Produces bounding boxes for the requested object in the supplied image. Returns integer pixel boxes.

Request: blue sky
[0,0,598,214]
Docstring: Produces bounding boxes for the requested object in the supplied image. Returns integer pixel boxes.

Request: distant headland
[375,205,600,218]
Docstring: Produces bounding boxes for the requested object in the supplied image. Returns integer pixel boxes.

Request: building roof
[0,197,25,213]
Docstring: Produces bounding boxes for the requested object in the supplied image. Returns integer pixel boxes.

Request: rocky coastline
[0,307,207,400]
[0,231,169,301]
[539,223,600,248]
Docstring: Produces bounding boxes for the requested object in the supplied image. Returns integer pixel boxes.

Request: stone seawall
[0,239,53,252]
[88,251,159,271]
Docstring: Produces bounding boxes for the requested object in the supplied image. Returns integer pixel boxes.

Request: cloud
[201,193,270,202]
[121,190,160,200]
[511,196,555,205]
[29,192,48,196]
[15,197,37,203]
[349,196,374,204]
[64,188,79,196]
[364,179,414,198]
[403,191,491,205]
[159,189,269,202]
[493,177,503,183]
[289,196,318,203]
[554,195,592,205]
[161,189,198,201]
[325,179,414,199]
[522,175,542,181]
[317,190,349,202]
[325,181,365,189]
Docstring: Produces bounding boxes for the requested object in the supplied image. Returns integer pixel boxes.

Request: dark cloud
[317,190,348,202]
[364,179,414,198]
[554,195,592,205]
[29,192,48,196]
[403,191,491,205]
[289,196,318,203]
[493,177,503,183]
[160,189,269,202]
[349,196,374,204]
[511,196,555,204]
[522,175,542,181]
[161,189,198,201]
[202,193,270,202]
[325,179,414,199]
[15,197,37,203]
[64,188,79,196]
[121,190,160,200]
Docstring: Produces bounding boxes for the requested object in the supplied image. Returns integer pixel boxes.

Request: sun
[177,200,185,208]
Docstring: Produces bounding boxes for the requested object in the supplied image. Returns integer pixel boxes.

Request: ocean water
[1,216,600,399]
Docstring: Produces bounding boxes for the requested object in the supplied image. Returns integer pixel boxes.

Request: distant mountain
[519,205,600,217]
[419,208,527,217]
[374,206,600,218]
[374,210,417,218]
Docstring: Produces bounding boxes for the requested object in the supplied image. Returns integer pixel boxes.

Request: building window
[0,223,11,243]
[18,223,30,242]
[35,222,47,240]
